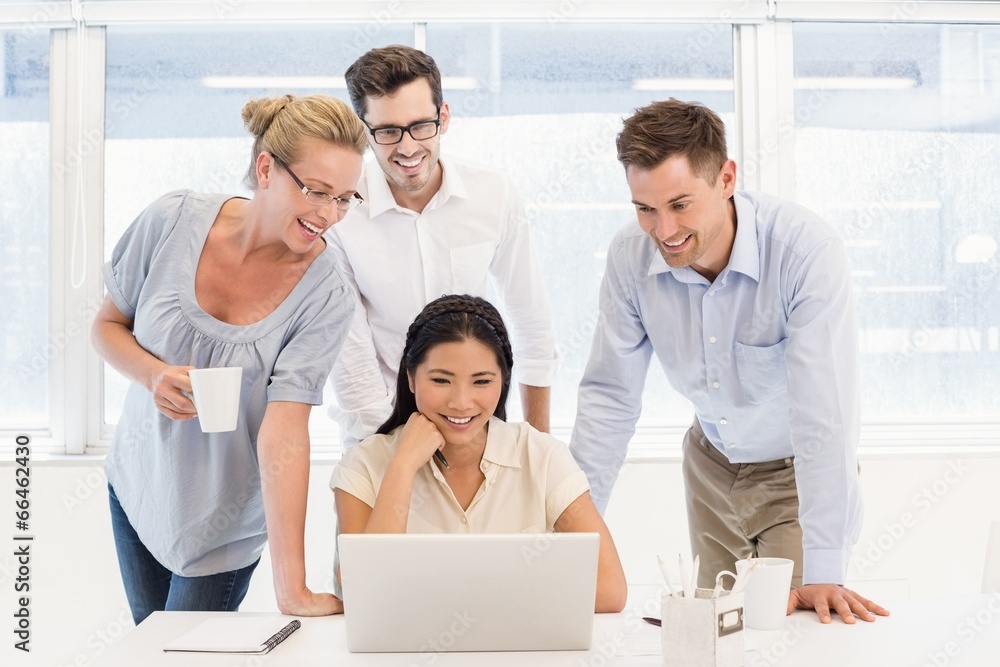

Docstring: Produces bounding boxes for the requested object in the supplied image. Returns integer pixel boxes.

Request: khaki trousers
[682,420,804,589]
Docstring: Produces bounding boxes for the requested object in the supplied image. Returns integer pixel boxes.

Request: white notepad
[163,616,300,654]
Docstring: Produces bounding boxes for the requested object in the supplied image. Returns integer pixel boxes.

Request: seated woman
[331,294,628,612]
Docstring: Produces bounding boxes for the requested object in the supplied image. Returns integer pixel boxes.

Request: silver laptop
[338,533,600,653]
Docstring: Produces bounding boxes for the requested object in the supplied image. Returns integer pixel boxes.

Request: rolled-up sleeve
[489,178,559,387]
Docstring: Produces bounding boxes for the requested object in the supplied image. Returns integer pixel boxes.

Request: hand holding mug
[151,364,197,420]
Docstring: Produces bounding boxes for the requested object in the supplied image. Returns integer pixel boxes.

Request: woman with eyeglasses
[92,94,365,623]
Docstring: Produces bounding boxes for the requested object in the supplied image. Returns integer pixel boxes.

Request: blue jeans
[108,484,260,625]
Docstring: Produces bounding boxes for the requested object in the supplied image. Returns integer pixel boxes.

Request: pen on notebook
[434,450,449,468]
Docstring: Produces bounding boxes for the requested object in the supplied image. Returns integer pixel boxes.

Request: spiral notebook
[163,616,301,654]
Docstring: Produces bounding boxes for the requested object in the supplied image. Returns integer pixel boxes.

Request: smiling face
[627,154,738,282]
[261,140,363,253]
[407,338,502,451]
[362,79,450,211]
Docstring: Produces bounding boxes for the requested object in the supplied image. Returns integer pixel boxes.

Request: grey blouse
[104,190,353,576]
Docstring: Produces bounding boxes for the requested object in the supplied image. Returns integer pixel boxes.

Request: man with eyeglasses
[327,45,558,444]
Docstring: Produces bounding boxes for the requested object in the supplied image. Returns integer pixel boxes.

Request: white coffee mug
[735,557,794,630]
[188,367,243,433]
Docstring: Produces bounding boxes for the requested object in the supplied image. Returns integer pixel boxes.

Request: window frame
[2,0,999,455]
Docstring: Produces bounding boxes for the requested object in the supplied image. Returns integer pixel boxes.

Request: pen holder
[661,589,744,667]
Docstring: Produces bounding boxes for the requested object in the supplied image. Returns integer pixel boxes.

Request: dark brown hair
[344,45,443,119]
[616,99,728,183]
[377,295,513,435]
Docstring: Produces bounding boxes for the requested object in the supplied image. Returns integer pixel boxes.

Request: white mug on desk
[734,557,794,630]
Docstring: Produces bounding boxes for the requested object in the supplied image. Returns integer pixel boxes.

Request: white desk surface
[94,588,1000,667]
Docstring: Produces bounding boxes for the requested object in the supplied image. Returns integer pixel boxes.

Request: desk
[94,590,1000,666]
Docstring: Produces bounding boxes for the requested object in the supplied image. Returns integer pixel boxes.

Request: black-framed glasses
[273,156,364,211]
[362,109,442,145]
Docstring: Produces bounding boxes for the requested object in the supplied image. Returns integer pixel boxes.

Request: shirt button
[461,516,468,523]
[720,418,728,425]
[709,336,717,344]
[708,291,716,296]
[712,381,720,389]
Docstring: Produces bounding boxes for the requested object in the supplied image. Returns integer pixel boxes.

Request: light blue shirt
[103,190,353,576]
[571,191,862,585]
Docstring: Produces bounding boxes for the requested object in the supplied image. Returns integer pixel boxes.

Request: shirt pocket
[449,241,495,294]
[733,339,788,406]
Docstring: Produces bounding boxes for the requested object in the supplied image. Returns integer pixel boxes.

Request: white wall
[1,452,998,666]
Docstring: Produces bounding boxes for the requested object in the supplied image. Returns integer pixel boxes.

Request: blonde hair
[241,94,367,190]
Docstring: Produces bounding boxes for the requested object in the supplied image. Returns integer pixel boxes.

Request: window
[792,23,1000,424]
[3,3,998,453]
[1,30,50,430]
[426,22,734,431]
[101,24,414,435]
[101,21,733,439]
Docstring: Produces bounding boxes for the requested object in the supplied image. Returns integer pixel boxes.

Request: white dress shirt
[570,191,863,585]
[328,155,558,441]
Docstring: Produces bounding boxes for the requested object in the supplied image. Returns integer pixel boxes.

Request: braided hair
[376,294,514,435]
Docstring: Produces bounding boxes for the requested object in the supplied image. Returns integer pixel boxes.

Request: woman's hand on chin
[393,412,447,472]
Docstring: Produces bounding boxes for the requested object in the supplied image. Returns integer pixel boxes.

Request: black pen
[434,450,449,468]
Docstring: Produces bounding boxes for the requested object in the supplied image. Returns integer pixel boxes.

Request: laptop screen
[339,533,600,652]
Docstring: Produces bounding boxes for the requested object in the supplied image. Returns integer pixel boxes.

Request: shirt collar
[362,153,468,219]
[481,417,522,469]
[646,192,760,284]
[728,192,760,282]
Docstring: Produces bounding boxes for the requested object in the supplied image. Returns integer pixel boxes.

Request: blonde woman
[93,94,365,622]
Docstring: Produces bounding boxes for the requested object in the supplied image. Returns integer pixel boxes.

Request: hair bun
[241,94,296,137]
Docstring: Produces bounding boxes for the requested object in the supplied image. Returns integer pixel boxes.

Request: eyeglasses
[362,109,442,145]
[273,156,364,211]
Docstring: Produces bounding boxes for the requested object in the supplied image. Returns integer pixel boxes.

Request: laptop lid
[338,532,599,653]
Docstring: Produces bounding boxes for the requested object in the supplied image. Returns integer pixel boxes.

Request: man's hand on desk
[787,584,890,624]
[276,588,345,616]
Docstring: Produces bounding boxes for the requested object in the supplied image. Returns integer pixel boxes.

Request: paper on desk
[608,620,662,657]
[163,616,300,654]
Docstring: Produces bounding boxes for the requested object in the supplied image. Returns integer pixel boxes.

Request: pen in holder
[661,588,744,667]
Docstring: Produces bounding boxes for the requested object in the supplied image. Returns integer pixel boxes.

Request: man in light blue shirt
[571,99,889,624]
